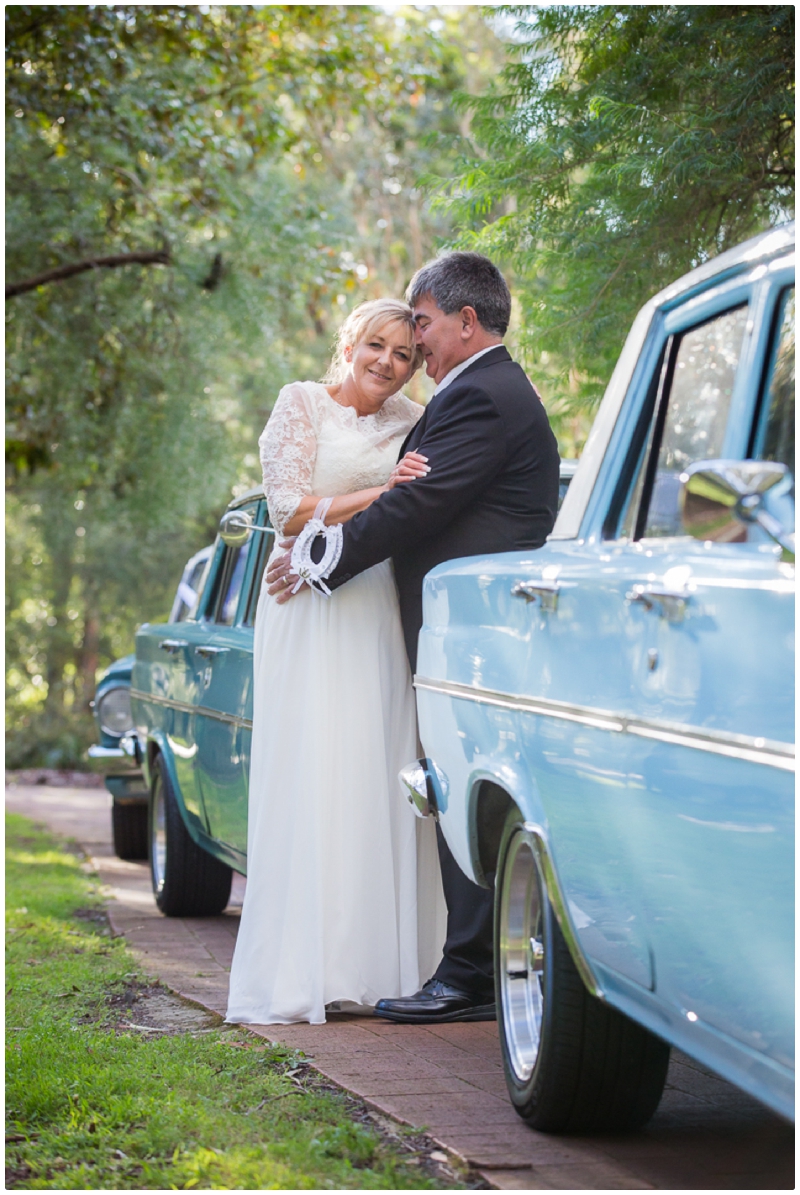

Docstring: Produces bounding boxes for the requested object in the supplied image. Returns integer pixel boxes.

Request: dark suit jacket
[322,345,560,669]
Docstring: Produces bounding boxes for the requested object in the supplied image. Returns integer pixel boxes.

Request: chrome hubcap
[499,830,545,1081]
[151,777,167,894]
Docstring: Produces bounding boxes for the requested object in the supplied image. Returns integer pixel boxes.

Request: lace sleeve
[259,383,319,535]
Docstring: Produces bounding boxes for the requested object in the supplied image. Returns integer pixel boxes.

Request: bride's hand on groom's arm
[386,452,429,490]
[266,538,301,603]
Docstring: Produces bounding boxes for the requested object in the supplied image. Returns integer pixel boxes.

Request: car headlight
[97,686,134,736]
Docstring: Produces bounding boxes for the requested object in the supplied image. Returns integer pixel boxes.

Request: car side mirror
[219,509,255,546]
[679,459,795,560]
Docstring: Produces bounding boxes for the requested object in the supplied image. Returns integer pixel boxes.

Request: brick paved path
[7,783,793,1191]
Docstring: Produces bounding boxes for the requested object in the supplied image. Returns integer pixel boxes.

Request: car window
[759,288,794,472]
[620,305,749,539]
[216,544,249,626]
[244,526,274,628]
[187,557,209,592]
[173,587,196,623]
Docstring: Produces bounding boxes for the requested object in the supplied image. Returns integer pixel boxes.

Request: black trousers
[401,595,495,1001]
[430,823,495,1000]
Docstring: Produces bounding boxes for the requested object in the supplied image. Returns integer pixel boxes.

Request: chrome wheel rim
[151,776,167,894]
[499,829,545,1082]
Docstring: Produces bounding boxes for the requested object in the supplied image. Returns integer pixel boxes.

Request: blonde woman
[226,299,446,1026]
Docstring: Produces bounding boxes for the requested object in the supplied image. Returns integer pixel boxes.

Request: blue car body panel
[131,496,272,877]
[416,225,795,1121]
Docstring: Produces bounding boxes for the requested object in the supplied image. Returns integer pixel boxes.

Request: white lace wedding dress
[226,380,446,1025]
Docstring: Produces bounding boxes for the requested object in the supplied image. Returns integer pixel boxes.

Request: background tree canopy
[6,5,794,767]
[5,4,504,766]
[432,4,794,443]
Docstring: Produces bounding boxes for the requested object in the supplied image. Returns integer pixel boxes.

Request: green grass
[5,813,462,1190]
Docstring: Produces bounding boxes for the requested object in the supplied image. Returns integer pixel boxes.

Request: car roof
[183,544,213,570]
[227,486,265,511]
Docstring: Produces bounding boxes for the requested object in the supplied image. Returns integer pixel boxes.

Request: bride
[226,298,446,1026]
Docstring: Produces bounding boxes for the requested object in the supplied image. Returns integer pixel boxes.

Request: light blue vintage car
[406,224,794,1132]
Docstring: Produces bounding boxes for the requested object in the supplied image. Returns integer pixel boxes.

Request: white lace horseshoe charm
[289,497,343,596]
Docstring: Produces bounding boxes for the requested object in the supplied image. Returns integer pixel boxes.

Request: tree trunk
[42,535,74,717]
[77,603,101,713]
[407,198,423,273]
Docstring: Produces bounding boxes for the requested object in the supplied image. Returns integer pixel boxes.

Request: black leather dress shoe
[374,979,496,1024]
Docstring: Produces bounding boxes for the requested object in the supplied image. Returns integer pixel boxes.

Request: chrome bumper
[399,758,449,820]
[87,733,141,770]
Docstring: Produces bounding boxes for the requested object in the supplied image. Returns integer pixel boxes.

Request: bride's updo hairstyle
[323,298,423,384]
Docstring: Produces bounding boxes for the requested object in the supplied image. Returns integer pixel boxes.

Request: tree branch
[6,249,171,299]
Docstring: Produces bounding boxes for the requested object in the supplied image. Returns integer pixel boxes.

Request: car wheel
[111,801,148,861]
[495,809,670,1133]
[149,753,233,917]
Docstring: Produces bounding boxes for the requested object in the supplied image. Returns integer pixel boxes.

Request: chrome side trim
[129,687,253,732]
[524,821,603,1000]
[414,677,794,772]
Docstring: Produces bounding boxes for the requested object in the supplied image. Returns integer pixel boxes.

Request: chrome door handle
[195,646,231,658]
[511,580,559,612]
[158,638,189,653]
[626,585,688,623]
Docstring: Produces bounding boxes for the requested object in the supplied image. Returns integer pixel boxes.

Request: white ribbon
[289,498,343,596]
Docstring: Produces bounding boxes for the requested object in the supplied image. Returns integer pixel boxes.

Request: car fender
[463,757,546,886]
[461,758,604,1000]
[143,729,207,849]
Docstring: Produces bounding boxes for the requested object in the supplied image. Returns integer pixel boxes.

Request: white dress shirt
[432,344,502,396]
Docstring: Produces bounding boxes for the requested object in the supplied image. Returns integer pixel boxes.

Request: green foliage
[430,4,794,440]
[5,6,506,761]
[5,813,457,1189]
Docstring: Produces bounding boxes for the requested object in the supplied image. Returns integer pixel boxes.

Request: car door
[606,280,795,1067]
[194,501,273,860]
[133,623,206,832]
[512,267,793,1012]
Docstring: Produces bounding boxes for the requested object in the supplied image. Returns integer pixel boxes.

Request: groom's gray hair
[406,251,511,337]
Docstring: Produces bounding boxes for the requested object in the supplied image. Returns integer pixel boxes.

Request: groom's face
[412,295,476,385]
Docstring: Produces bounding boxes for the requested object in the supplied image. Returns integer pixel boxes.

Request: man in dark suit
[268,252,560,1023]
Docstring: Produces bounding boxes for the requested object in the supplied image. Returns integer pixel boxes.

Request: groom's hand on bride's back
[266,537,300,603]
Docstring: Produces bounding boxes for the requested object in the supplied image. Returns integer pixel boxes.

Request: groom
[269,251,560,1022]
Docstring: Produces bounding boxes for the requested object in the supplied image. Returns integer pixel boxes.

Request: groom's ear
[459,306,480,339]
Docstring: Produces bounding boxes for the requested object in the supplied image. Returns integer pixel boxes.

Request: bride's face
[345,322,415,402]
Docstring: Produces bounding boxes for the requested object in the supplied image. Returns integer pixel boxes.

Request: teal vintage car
[87,542,214,860]
[88,545,213,860]
[405,224,794,1131]
[129,495,275,913]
